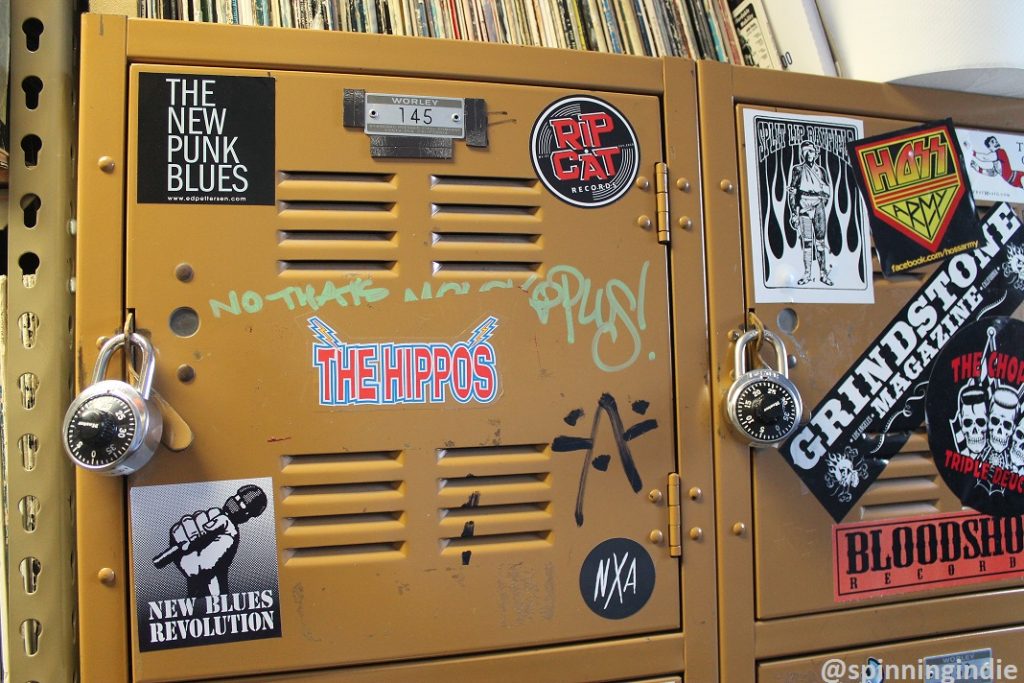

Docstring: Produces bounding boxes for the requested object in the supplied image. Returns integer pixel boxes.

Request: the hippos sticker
[926,316,1024,517]
[530,95,640,208]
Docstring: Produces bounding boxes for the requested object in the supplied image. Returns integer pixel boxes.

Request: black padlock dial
[65,394,138,468]
[733,378,800,443]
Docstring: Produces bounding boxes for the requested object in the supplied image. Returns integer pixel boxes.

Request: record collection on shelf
[138,0,805,67]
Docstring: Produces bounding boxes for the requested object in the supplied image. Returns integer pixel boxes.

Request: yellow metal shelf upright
[2,1,78,682]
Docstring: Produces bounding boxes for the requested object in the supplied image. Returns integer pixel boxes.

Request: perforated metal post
[2,1,78,681]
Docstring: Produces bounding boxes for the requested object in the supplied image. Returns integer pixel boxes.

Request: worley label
[530,95,640,208]
[137,73,275,205]
[364,93,465,138]
[779,203,1024,522]
[310,316,499,406]
[833,511,1024,602]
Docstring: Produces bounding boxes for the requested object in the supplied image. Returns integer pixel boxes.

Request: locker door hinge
[655,161,671,246]
[667,472,682,557]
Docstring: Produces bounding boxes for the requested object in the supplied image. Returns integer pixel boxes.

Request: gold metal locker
[74,15,714,682]
[698,61,1024,682]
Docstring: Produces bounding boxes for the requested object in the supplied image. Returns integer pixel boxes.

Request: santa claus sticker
[530,95,640,208]
[927,316,1024,517]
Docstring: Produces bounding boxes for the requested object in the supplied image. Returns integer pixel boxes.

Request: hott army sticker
[849,120,979,276]
[530,95,640,208]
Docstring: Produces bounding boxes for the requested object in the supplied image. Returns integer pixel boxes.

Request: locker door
[121,63,678,680]
[698,61,1024,682]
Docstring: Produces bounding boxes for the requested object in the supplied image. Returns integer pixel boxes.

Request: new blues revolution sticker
[130,478,281,651]
[530,95,639,208]
[137,73,275,205]
[849,120,979,276]
[927,317,1024,517]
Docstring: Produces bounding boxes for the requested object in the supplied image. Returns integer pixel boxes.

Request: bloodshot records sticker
[927,317,1024,517]
[530,95,640,208]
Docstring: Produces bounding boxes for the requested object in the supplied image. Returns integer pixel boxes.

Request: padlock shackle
[93,333,156,399]
[733,328,789,378]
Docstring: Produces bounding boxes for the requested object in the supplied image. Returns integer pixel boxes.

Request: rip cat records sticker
[849,120,980,276]
[926,317,1024,518]
[530,95,640,208]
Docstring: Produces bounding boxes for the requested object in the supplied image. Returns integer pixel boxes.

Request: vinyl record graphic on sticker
[530,95,640,208]
[579,537,655,619]
[926,317,1024,517]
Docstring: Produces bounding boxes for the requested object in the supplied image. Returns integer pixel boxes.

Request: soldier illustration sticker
[958,127,1024,204]
[137,73,275,205]
[927,317,1024,517]
[579,538,655,619]
[130,478,281,651]
[849,120,980,276]
[531,95,640,208]
[742,109,873,304]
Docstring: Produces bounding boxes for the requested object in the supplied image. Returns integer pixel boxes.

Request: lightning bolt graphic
[307,316,344,347]
[468,316,499,346]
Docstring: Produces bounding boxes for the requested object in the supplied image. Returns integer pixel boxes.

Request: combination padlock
[726,329,803,446]
[62,332,163,476]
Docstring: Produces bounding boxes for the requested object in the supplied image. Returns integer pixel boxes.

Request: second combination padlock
[63,332,163,476]
[726,329,803,446]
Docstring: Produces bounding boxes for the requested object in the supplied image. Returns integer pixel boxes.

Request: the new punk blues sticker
[927,316,1024,517]
[131,478,281,651]
[530,95,640,208]
[137,73,275,205]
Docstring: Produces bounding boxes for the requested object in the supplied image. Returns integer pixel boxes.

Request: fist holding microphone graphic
[152,484,268,598]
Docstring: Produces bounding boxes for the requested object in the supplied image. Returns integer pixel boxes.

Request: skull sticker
[927,317,1024,517]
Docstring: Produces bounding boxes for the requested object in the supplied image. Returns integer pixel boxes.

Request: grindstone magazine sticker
[130,478,281,651]
[849,120,980,277]
[779,203,1024,522]
[927,317,1024,517]
[741,109,873,304]
[137,73,275,205]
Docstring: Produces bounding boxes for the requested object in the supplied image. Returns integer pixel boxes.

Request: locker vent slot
[441,473,548,488]
[440,532,552,551]
[286,542,406,562]
[432,203,538,217]
[279,230,396,243]
[857,446,943,519]
[437,459,553,554]
[280,201,395,212]
[285,511,402,527]
[431,175,537,189]
[280,450,406,561]
[440,502,549,518]
[278,259,396,273]
[860,501,941,522]
[281,450,402,468]
[432,261,540,274]
[437,444,548,462]
[283,481,402,496]
[280,171,395,184]
[432,232,539,245]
